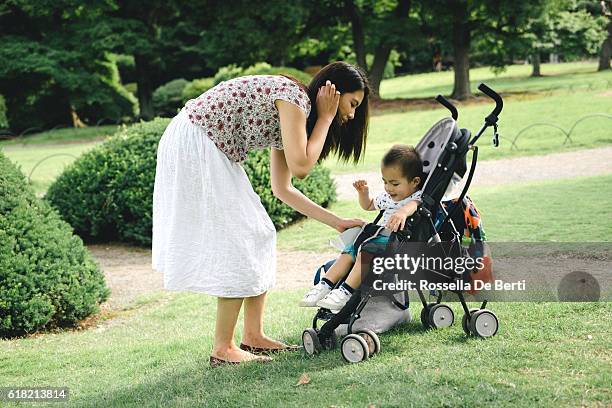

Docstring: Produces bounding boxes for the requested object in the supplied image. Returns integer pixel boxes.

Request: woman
[152,61,371,367]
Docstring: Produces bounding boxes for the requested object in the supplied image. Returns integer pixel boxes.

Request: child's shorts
[341,224,391,262]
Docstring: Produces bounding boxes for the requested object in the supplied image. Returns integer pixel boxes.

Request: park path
[90,146,612,311]
[333,146,612,200]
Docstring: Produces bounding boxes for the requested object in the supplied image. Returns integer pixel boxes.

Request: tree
[91,1,213,120]
[195,0,309,69]
[598,0,611,70]
[419,0,547,100]
[342,0,417,97]
[0,0,137,131]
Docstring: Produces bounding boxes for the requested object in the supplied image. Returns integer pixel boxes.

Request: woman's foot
[299,282,332,307]
[211,344,268,364]
[240,334,300,353]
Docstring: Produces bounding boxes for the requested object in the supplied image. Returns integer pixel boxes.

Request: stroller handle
[478,83,503,118]
[435,95,458,120]
[468,83,504,146]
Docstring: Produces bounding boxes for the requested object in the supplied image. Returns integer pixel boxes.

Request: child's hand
[385,202,418,232]
[385,211,408,232]
[353,179,369,194]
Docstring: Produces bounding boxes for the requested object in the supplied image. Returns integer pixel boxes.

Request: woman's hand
[316,80,340,123]
[335,217,366,233]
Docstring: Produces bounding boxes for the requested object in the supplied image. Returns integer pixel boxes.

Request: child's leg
[316,253,364,310]
[300,252,355,307]
[321,252,355,285]
[344,251,364,290]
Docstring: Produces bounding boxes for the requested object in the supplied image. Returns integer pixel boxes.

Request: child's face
[381,165,420,202]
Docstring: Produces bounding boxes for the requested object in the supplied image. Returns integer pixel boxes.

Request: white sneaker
[299,282,332,307]
[316,288,352,310]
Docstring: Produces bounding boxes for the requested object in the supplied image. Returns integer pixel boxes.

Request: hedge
[181,63,313,103]
[0,150,109,338]
[181,77,215,103]
[45,118,336,246]
[214,62,312,86]
[153,78,189,117]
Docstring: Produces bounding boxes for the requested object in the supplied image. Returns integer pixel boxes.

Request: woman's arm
[270,148,364,232]
[275,81,339,179]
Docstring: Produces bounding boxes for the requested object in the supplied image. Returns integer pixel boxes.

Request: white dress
[152,75,311,297]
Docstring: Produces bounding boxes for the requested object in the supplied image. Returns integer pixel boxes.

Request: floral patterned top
[184,75,312,162]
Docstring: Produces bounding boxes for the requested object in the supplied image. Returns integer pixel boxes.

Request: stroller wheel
[341,334,370,363]
[469,309,499,338]
[420,303,437,329]
[428,304,455,328]
[356,329,381,355]
[461,308,481,335]
[302,328,321,355]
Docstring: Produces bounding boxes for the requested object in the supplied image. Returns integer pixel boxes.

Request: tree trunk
[531,52,542,77]
[345,0,367,72]
[450,1,471,100]
[70,105,86,128]
[134,54,154,120]
[369,45,392,97]
[366,0,410,97]
[598,21,612,71]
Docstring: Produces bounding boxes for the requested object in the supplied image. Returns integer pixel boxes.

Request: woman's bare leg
[242,292,288,348]
[211,297,259,361]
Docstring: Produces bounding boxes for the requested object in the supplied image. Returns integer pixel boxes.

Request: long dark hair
[283,61,370,164]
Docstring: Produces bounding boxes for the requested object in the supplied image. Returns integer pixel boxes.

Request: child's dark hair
[382,145,423,184]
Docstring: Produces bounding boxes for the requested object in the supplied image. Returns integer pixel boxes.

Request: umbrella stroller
[302,83,504,363]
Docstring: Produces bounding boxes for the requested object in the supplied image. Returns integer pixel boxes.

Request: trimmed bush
[213,63,312,86]
[45,119,336,246]
[0,150,109,338]
[0,94,8,129]
[181,77,215,102]
[241,63,313,85]
[212,64,246,84]
[153,78,189,117]
[182,65,312,103]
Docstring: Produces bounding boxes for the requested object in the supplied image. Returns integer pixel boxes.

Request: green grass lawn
[324,89,612,174]
[0,142,102,194]
[380,60,612,99]
[0,125,118,195]
[0,125,118,146]
[278,174,612,252]
[1,291,609,407]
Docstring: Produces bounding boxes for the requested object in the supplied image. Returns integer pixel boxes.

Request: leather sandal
[239,342,302,355]
[209,355,272,368]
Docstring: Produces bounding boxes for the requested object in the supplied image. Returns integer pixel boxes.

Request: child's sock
[339,282,355,296]
[320,277,334,289]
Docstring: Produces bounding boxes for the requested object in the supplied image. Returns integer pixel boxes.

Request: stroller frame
[302,84,504,363]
